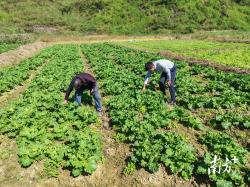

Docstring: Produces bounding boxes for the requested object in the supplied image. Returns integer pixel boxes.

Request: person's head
[73,78,82,89]
[145,61,155,72]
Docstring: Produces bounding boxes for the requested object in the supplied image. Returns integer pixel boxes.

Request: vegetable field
[0,45,102,177]
[0,42,249,187]
[120,40,250,70]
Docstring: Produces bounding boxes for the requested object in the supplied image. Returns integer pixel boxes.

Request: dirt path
[0,36,164,69]
[41,35,169,44]
[0,42,50,68]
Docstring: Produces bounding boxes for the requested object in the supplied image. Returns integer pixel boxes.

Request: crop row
[0,43,20,54]
[81,43,249,186]
[189,64,249,93]
[123,40,248,53]
[105,43,250,130]
[81,44,198,179]
[123,40,250,69]
[0,45,102,177]
[0,43,248,185]
[0,47,57,95]
[111,43,249,108]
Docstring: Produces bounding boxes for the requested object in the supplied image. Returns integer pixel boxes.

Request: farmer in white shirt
[142,59,177,105]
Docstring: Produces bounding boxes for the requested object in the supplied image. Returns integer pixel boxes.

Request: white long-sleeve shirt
[144,59,174,85]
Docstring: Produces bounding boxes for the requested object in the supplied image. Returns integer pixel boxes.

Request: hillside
[0,0,250,34]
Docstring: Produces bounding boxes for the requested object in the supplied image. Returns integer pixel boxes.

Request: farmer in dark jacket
[142,59,177,105]
[64,73,102,116]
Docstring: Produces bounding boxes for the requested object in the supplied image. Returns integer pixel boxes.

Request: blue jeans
[159,65,176,102]
[75,84,102,112]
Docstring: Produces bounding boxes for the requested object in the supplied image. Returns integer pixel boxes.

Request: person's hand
[142,85,146,92]
[64,100,68,104]
[168,80,172,86]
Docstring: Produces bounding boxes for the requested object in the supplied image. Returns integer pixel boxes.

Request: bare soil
[0,36,164,69]
[0,42,50,68]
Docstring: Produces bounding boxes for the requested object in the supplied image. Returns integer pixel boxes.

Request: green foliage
[132,132,197,179]
[81,43,199,180]
[0,0,249,34]
[123,40,250,69]
[199,132,247,160]
[123,162,136,175]
[177,65,249,111]
[0,44,102,177]
[64,129,102,176]
[210,112,250,129]
[0,43,20,54]
[0,34,31,53]
[0,46,59,94]
[171,107,204,130]
[81,43,249,185]
[196,132,248,186]
[114,43,249,123]
[1,41,248,186]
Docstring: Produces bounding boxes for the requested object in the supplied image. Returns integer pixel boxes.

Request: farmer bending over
[64,73,102,116]
[142,59,177,105]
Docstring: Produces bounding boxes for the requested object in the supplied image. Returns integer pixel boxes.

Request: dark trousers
[75,84,102,112]
[159,65,177,102]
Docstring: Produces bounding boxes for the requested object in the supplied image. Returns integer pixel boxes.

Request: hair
[145,61,154,71]
[73,78,81,89]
